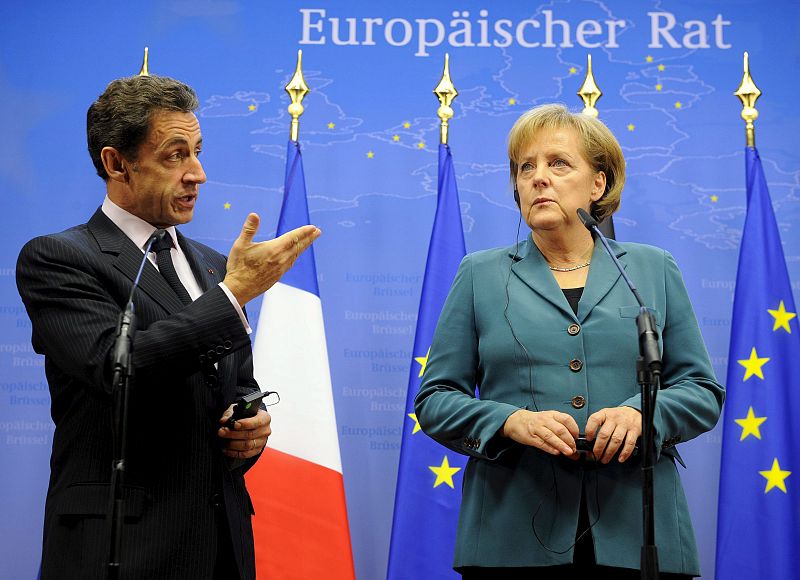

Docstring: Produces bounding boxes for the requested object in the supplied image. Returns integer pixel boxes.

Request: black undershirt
[562,287,584,315]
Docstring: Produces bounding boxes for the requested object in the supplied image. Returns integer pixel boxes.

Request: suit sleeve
[414,255,520,460]
[16,234,252,395]
[620,250,725,458]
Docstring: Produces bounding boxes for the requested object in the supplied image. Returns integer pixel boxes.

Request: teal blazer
[415,237,724,574]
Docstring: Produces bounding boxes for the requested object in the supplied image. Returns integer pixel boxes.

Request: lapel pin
[207,268,215,275]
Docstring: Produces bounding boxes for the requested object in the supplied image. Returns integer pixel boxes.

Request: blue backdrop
[2,1,798,579]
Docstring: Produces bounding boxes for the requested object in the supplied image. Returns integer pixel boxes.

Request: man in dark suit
[16,74,320,579]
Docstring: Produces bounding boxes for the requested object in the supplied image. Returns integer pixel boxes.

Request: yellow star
[675,101,683,109]
[327,122,335,129]
[735,406,767,441]
[414,347,430,378]
[655,84,663,91]
[407,413,422,434]
[366,151,375,159]
[759,458,791,493]
[248,104,256,112]
[417,141,425,149]
[738,347,770,381]
[710,195,719,202]
[508,98,517,105]
[392,134,400,142]
[569,66,577,74]
[223,202,231,210]
[429,456,461,489]
[768,300,797,333]
[646,55,654,63]
[658,64,665,71]
[627,124,635,131]
[403,121,411,129]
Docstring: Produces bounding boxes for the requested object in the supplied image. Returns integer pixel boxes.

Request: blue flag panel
[715,147,800,579]
[387,144,467,579]
[276,140,319,297]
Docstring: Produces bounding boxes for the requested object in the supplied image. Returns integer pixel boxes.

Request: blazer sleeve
[620,250,725,458]
[16,234,252,395]
[414,255,520,460]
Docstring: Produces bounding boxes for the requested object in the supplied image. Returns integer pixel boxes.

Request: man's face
[118,110,206,228]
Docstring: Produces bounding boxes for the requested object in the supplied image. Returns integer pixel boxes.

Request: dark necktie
[152,230,193,306]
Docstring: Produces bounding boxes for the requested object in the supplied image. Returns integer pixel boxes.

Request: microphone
[576,208,660,370]
[108,229,163,574]
[110,231,163,380]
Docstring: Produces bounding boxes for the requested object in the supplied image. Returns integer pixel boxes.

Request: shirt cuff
[218,282,252,335]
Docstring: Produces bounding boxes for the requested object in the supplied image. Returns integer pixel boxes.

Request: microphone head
[576,208,598,231]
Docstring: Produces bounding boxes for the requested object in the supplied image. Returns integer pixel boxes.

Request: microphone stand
[107,233,160,580]
[577,209,660,580]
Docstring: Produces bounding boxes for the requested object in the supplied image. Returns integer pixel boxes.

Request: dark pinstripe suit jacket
[17,209,260,580]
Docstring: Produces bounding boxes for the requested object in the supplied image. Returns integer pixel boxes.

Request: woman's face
[515,126,605,234]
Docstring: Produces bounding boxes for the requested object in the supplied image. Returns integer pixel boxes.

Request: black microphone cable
[501,203,602,556]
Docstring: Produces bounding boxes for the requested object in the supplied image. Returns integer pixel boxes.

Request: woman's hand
[584,406,641,463]
[502,409,580,456]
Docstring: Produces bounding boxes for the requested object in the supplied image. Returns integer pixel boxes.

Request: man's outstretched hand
[223,213,321,306]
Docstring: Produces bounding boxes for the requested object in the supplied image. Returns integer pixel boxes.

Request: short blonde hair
[507,104,625,222]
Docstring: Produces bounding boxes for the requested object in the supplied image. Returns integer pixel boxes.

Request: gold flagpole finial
[434,53,458,145]
[138,47,150,76]
[577,54,602,117]
[735,51,761,148]
[285,49,310,142]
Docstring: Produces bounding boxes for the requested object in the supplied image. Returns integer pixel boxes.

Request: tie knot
[151,230,173,254]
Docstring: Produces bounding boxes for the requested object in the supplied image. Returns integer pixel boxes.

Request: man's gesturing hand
[224,213,321,306]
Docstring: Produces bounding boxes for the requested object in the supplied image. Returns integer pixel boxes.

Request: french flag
[247,140,355,579]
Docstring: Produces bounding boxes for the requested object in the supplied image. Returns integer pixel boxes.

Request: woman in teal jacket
[415,104,724,579]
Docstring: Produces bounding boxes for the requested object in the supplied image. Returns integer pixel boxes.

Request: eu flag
[715,147,800,578]
[387,143,466,579]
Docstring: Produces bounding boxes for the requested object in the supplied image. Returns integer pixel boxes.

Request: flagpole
[577,53,602,118]
[434,53,458,145]
[286,49,309,142]
[249,50,355,579]
[577,55,615,239]
[387,53,466,579]
[717,52,800,579]
[735,51,761,148]
[138,47,150,77]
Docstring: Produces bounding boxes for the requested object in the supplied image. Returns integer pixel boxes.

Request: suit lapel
[87,209,185,314]
[509,238,576,320]
[577,238,626,322]
[177,231,220,293]
[508,236,628,323]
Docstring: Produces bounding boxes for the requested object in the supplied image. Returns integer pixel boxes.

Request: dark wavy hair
[87,75,199,180]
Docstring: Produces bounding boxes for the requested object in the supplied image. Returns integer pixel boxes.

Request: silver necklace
[548,261,591,272]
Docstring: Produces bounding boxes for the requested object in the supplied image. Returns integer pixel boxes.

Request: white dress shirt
[101,196,251,333]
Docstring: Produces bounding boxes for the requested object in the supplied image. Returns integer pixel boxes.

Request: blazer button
[216,345,225,355]
[223,340,233,350]
[571,395,586,409]
[567,323,581,336]
[569,359,583,372]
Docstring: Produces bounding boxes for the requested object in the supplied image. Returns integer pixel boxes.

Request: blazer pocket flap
[56,482,151,519]
[619,306,662,327]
